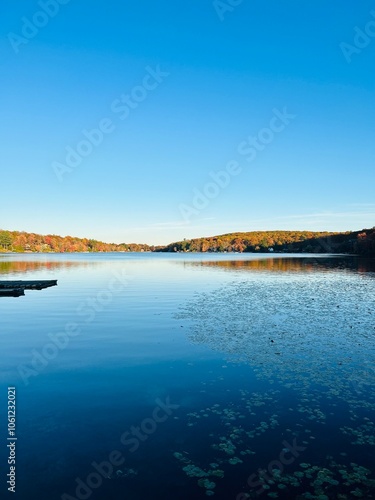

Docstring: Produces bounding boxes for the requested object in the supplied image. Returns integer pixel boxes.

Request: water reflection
[0,259,97,275]
[185,256,375,274]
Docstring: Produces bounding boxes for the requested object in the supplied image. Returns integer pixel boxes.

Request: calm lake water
[0,253,374,500]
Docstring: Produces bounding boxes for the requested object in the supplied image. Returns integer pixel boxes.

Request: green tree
[0,231,13,250]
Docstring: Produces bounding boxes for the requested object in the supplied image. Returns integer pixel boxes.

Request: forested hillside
[156,228,375,257]
[0,230,151,253]
[156,231,336,253]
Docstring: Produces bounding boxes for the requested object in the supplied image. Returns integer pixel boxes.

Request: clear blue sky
[1,0,374,244]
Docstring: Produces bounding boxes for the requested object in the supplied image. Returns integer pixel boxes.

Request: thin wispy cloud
[273,211,375,220]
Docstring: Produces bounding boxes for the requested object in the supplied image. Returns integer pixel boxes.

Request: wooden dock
[0,280,57,297]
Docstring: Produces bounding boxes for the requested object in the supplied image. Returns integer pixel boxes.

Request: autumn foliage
[156,228,375,256]
[0,230,151,253]
[0,228,374,256]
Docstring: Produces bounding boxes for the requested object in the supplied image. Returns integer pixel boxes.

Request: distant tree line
[1,228,374,256]
[0,230,152,253]
[155,229,375,257]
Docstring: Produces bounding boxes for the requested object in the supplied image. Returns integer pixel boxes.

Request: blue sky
[1,0,374,245]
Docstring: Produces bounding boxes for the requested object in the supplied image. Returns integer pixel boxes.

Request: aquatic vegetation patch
[173,387,375,497]
[177,273,375,398]
[173,271,375,497]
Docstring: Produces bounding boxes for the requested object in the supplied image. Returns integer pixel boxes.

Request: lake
[0,253,374,500]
